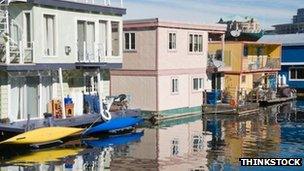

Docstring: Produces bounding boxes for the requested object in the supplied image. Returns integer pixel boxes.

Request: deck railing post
[59,68,66,119]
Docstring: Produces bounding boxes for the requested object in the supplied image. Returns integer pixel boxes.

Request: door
[99,21,107,57]
[41,76,53,114]
[86,22,95,61]
[77,21,86,61]
[77,21,95,62]
[10,77,25,121]
[26,76,39,118]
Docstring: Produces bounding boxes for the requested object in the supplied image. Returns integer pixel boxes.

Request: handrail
[65,0,123,8]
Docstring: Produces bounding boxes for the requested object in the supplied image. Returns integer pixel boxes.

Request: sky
[116,0,303,29]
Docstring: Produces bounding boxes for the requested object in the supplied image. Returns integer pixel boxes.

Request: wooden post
[58,68,66,118]
[97,69,103,114]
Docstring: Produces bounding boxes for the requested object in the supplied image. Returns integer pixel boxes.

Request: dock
[202,103,260,116]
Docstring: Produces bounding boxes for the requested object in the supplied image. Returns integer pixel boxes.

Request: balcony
[244,56,280,71]
[207,51,232,72]
[0,41,34,64]
[77,42,122,65]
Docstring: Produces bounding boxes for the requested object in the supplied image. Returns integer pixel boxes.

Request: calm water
[0,101,304,171]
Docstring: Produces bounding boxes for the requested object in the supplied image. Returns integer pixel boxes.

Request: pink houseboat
[111,18,226,120]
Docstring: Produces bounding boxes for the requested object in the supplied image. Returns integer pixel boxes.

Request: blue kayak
[83,116,143,135]
[83,132,144,148]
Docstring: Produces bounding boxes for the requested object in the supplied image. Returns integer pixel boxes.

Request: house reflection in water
[1,104,289,171]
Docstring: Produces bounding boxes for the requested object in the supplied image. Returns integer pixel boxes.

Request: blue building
[260,34,304,90]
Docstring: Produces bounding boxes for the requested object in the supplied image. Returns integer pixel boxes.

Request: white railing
[65,0,123,8]
[78,42,106,63]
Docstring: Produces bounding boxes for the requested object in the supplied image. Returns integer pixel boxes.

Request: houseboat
[208,41,288,106]
[218,16,264,41]
[0,0,139,135]
[110,18,227,120]
[260,33,304,94]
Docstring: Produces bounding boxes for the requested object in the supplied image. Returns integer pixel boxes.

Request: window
[84,75,98,93]
[189,34,203,53]
[290,68,304,80]
[24,12,31,48]
[44,14,56,56]
[172,78,179,93]
[171,139,179,156]
[124,32,135,50]
[241,75,246,83]
[168,32,176,50]
[193,78,203,91]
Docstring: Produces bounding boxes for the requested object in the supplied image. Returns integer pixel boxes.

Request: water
[1,102,304,171]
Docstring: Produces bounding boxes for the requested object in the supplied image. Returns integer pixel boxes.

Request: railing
[246,57,280,70]
[65,0,124,8]
[78,42,106,63]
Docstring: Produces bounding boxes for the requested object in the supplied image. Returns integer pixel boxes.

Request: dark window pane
[131,33,135,49]
[125,33,129,50]
[297,68,304,79]
[290,68,296,79]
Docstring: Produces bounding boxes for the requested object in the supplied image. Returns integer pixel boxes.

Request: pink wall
[123,30,157,70]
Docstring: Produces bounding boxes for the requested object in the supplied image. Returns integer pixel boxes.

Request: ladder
[0,0,22,64]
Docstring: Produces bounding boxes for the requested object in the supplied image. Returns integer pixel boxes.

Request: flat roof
[259,33,304,46]
[209,41,281,46]
[124,18,227,33]
[11,0,126,16]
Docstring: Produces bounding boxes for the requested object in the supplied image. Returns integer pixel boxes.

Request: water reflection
[1,101,304,170]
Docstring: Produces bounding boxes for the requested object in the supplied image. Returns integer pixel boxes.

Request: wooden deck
[202,103,260,116]
[259,96,297,106]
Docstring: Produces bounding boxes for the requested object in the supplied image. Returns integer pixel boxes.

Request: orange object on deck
[229,99,238,108]
[65,104,74,118]
[48,100,63,118]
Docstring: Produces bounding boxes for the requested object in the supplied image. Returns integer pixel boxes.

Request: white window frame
[23,11,33,49]
[289,67,304,81]
[192,77,203,91]
[171,77,179,94]
[43,13,57,57]
[168,32,177,51]
[189,33,203,53]
[84,73,98,94]
[124,32,136,51]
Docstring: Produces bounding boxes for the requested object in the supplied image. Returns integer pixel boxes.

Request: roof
[124,18,227,33]
[259,33,304,46]
[220,15,256,22]
[10,0,126,16]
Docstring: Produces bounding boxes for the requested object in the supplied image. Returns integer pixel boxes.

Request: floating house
[0,0,125,122]
[260,33,304,91]
[209,41,282,100]
[218,16,263,41]
[110,18,226,119]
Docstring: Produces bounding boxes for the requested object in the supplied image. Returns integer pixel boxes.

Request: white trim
[288,67,304,81]
[42,12,58,57]
[123,32,136,51]
[282,62,304,65]
[171,76,179,95]
[192,76,204,92]
[168,31,177,51]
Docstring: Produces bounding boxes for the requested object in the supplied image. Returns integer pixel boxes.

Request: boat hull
[84,116,143,135]
[0,127,83,145]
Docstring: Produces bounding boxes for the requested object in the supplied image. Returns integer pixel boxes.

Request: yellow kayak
[0,127,83,145]
[7,147,83,165]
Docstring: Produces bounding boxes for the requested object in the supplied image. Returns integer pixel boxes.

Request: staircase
[0,0,22,64]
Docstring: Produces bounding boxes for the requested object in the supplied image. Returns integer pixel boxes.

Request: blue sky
[119,0,303,29]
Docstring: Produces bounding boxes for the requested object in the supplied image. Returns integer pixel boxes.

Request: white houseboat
[0,0,134,133]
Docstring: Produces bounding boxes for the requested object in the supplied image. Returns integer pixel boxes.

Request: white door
[26,76,39,119]
[41,76,53,114]
[10,77,25,121]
